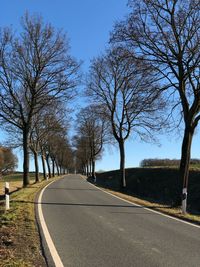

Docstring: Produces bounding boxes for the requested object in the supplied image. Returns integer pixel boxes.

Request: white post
[182,187,187,214]
[5,182,10,210]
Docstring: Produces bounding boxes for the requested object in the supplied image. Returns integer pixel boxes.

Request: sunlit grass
[0,173,41,196]
[100,187,200,225]
[0,175,63,267]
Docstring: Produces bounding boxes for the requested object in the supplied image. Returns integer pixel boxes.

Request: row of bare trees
[75,0,200,214]
[74,47,164,186]
[74,105,109,179]
[29,103,74,182]
[86,47,164,187]
[0,13,79,186]
[110,0,200,213]
[1,1,199,215]
[140,158,200,168]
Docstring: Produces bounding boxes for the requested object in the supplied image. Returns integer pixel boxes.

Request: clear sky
[0,0,200,172]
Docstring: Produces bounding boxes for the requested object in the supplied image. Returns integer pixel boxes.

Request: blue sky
[0,0,200,172]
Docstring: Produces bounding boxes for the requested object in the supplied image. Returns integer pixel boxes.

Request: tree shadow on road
[12,199,171,213]
[45,187,99,191]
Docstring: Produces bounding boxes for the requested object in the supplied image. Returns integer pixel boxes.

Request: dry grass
[81,175,200,225]
[0,173,36,196]
[0,175,62,267]
[99,187,200,225]
[0,181,21,196]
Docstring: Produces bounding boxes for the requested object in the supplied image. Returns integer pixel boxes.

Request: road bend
[37,174,200,267]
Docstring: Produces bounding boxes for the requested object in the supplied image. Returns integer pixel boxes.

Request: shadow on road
[46,187,99,191]
[12,199,170,212]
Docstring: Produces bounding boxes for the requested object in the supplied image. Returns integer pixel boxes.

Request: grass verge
[81,175,200,226]
[99,187,200,226]
[0,173,36,196]
[0,176,62,267]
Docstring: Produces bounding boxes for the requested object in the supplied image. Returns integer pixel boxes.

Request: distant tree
[87,47,163,188]
[0,146,18,175]
[75,105,108,179]
[111,0,200,212]
[56,138,74,174]
[74,136,90,175]
[140,158,200,168]
[0,13,79,186]
[29,102,67,181]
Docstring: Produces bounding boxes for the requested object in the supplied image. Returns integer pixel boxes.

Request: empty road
[37,175,200,267]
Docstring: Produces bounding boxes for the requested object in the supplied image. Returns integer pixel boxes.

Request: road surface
[37,175,200,267]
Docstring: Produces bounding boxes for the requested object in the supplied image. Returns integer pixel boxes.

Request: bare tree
[0,13,79,186]
[74,136,90,175]
[59,142,74,174]
[37,106,72,176]
[87,47,163,188]
[29,101,68,181]
[0,146,18,175]
[112,0,200,212]
[50,135,73,175]
[75,105,108,179]
[29,130,40,182]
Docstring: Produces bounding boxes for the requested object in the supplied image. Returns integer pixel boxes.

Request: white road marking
[37,180,64,267]
[151,247,161,254]
[87,179,200,229]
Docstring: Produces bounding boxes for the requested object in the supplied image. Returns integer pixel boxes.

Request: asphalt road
[38,175,200,267]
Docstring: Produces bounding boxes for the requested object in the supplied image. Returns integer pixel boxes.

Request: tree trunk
[33,150,39,183]
[119,139,126,189]
[84,165,86,175]
[92,159,95,177]
[89,160,92,177]
[41,153,47,180]
[86,163,89,177]
[52,158,55,177]
[55,160,60,176]
[46,154,51,178]
[180,126,194,213]
[92,160,96,182]
[23,128,30,187]
[83,165,86,175]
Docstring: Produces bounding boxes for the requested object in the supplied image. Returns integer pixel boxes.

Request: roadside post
[5,182,10,210]
[182,188,187,214]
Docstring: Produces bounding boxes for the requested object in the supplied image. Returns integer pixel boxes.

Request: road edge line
[86,180,200,229]
[37,179,64,267]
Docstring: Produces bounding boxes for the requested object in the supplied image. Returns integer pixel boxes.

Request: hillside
[96,168,200,213]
